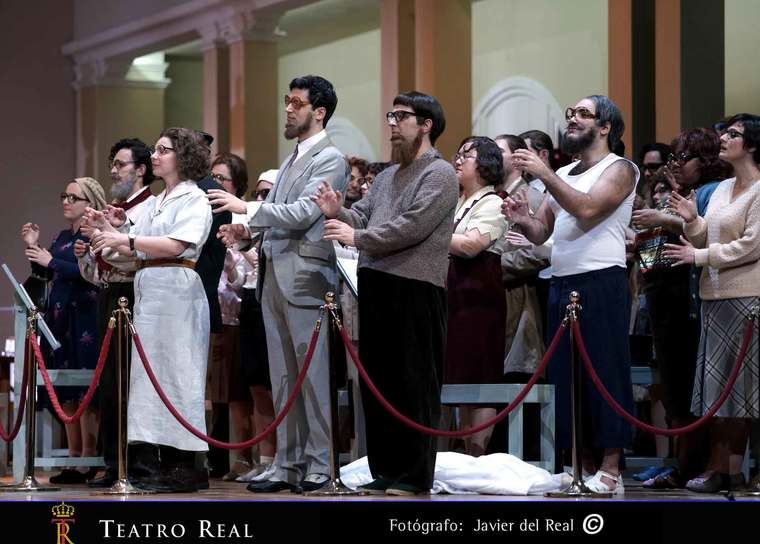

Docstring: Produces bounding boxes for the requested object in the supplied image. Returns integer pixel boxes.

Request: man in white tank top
[503,95,638,495]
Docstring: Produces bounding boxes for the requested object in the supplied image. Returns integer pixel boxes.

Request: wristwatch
[128,233,136,251]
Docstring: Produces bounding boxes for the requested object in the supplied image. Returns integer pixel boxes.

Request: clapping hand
[310,181,343,219]
[504,230,533,248]
[631,208,665,230]
[90,230,127,253]
[25,245,53,267]
[662,236,696,266]
[73,239,89,258]
[510,149,553,181]
[217,224,250,247]
[207,189,247,215]
[20,222,40,247]
[323,219,355,246]
[105,205,127,228]
[668,191,698,223]
[501,194,531,224]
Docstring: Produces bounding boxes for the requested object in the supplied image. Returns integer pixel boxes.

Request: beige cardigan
[684,177,760,300]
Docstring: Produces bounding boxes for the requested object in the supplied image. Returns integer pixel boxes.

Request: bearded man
[312,91,458,495]
[75,138,156,487]
[211,75,348,493]
[503,95,638,495]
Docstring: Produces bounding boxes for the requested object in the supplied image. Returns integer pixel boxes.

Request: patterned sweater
[685,177,760,300]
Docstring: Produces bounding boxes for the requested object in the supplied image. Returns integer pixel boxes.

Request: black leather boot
[135,447,198,493]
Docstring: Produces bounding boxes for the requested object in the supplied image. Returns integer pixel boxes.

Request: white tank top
[547,153,638,277]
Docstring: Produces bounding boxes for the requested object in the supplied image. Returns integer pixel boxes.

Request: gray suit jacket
[249,136,349,307]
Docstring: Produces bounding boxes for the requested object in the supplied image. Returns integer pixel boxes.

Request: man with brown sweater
[313,92,458,495]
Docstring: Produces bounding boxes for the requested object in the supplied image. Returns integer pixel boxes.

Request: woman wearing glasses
[20,177,107,484]
[443,136,507,456]
[664,114,760,493]
[90,127,212,492]
[631,129,732,489]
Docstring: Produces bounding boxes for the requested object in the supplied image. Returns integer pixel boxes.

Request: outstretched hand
[668,191,698,223]
[207,189,247,215]
[310,181,343,219]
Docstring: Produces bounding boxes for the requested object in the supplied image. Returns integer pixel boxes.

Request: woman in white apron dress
[93,127,212,492]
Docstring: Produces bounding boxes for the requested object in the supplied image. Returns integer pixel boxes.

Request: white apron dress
[127,181,212,451]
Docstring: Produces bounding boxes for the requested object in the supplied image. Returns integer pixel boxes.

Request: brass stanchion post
[732,305,760,498]
[306,292,365,496]
[546,291,611,498]
[0,313,60,492]
[98,297,152,495]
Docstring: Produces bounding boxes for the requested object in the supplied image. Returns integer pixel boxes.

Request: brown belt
[136,258,196,270]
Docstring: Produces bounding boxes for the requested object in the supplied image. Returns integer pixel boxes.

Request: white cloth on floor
[340,452,571,495]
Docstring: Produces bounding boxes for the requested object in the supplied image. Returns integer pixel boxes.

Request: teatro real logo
[51,502,76,544]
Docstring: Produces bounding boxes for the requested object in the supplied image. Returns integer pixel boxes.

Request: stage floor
[1,474,758,501]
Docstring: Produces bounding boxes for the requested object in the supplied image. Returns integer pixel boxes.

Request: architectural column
[413,0,470,160]
[380,0,415,160]
[223,12,281,179]
[74,55,169,183]
[654,0,725,142]
[654,0,681,142]
[608,0,633,157]
[199,28,230,156]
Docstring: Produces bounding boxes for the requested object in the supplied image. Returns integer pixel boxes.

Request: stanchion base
[545,481,612,499]
[732,490,760,498]
[304,479,368,497]
[0,476,60,492]
[94,478,155,495]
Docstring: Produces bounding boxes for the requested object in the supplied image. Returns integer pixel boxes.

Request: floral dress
[33,228,100,407]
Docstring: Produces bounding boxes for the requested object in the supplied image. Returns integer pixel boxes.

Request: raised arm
[513,149,636,225]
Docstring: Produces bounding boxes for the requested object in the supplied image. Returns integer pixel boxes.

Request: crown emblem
[51,502,75,519]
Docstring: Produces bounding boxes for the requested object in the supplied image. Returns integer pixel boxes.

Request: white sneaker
[584,470,625,495]
[236,463,274,483]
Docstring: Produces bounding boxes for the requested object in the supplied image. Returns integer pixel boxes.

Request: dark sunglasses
[642,162,664,172]
[667,152,698,165]
[255,188,271,200]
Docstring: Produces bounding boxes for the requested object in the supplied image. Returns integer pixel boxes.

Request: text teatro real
[98,519,253,539]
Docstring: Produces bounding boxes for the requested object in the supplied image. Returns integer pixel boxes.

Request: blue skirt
[547,266,634,449]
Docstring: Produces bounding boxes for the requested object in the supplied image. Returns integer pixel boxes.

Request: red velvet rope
[341,321,568,437]
[32,325,113,425]
[573,318,756,437]
[132,317,323,450]
[0,333,30,442]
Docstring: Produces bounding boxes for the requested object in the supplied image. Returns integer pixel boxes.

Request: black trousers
[357,268,446,489]
[97,281,135,470]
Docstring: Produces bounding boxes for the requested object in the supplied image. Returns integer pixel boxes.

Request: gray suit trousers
[261,258,331,483]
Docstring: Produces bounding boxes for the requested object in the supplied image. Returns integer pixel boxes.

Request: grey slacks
[261,258,331,484]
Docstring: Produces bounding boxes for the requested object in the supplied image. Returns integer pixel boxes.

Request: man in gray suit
[210,75,349,493]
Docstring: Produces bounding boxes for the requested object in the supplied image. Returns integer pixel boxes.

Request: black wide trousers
[357,268,447,489]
